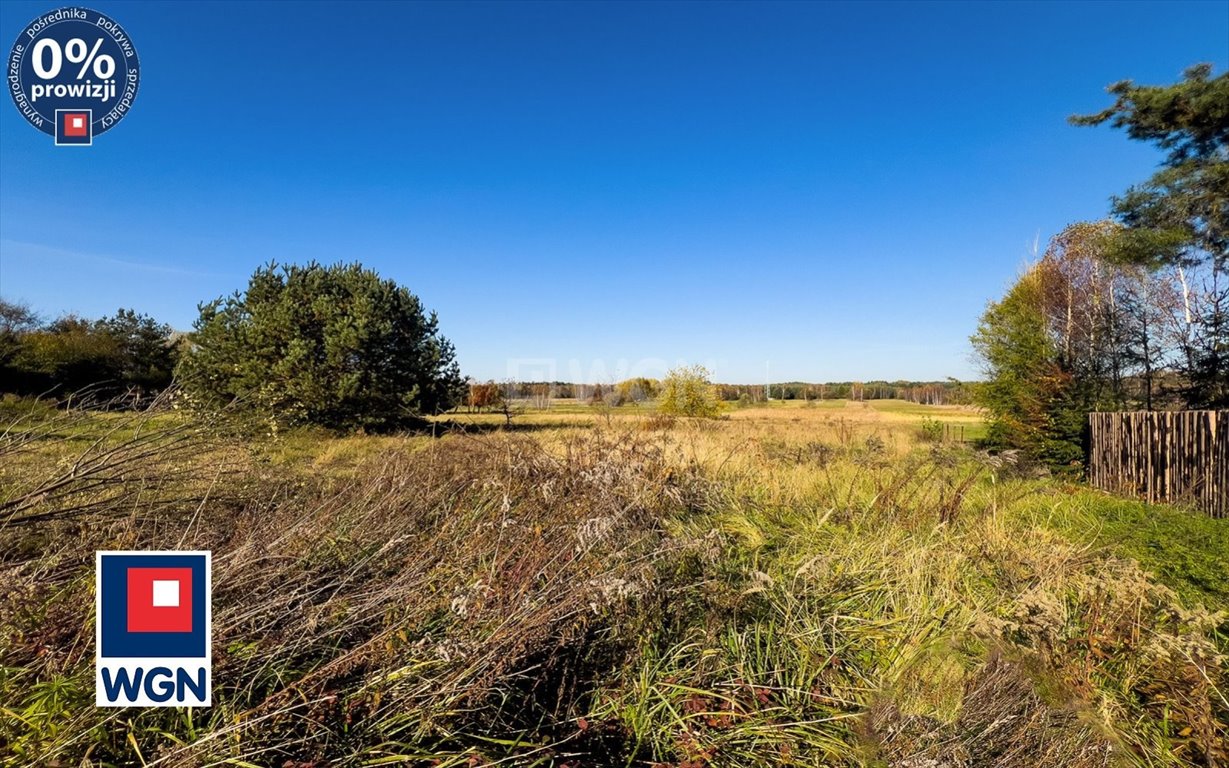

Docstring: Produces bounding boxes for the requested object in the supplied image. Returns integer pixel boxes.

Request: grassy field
[1,398,1226,767]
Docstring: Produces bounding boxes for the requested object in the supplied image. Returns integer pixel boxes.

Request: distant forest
[497,379,974,405]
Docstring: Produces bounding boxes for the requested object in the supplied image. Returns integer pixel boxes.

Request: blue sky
[1,1,1225,383]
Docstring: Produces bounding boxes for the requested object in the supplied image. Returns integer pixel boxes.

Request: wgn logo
[96,551,211,707]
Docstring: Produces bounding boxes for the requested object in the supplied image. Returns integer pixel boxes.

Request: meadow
[1,397,1226,767]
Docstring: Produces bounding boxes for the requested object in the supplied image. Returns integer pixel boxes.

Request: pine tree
[178,262,465,430]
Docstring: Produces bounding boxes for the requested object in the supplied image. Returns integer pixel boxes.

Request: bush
[614,377,659,405]
[177,262,465,431]
[11,316,120,396]
[919,417,944,442]
[657,364,721,418]
[0,393,58,422]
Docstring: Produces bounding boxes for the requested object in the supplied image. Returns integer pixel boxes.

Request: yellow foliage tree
[658,365,720,418]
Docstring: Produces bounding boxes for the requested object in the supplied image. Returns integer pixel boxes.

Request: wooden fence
[1088,411,1228,518]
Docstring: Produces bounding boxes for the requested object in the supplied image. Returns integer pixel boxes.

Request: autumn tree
[611,377,659,406]
[10,315,120,398]
[972,266,1086,467]
[467,380,503,412]
[658,365,720,418]
[1036,220,1130,409]
[973,216,1206,465]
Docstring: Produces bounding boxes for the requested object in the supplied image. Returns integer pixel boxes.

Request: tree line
[481,378,973,406]
[1,302,180,404]
[714,380,973,404]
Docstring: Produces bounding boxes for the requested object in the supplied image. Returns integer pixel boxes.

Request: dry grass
[1,399,1224,767]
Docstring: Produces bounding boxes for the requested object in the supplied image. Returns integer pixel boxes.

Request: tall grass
[1,402,1225,766]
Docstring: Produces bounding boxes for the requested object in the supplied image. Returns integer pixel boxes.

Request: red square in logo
[127,567,193,633]
[62,112,89,137]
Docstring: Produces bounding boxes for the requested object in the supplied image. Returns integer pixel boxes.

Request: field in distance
[445,397,985,437]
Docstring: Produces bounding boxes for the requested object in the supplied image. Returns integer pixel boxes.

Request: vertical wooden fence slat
[1088,411,1228,518]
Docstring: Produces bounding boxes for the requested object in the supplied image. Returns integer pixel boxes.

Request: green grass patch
[1046,490,1229,611]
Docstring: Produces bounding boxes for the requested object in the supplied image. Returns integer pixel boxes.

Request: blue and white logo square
[95,551,212,707]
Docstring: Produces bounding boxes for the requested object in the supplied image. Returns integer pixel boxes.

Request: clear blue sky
[1,1,1225,383]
